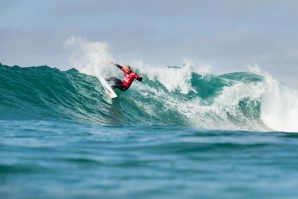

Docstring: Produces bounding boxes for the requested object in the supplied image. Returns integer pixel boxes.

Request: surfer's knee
[106,77,117,81]
[119,86,128,91]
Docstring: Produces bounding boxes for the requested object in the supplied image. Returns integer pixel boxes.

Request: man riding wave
[105,60,144,91]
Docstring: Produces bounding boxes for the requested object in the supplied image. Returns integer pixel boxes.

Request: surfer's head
[124,66,131,73]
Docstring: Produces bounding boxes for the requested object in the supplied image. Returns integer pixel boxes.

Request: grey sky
[1,0,298,89]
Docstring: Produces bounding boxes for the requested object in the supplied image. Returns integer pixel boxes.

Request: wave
[1,62,297,132]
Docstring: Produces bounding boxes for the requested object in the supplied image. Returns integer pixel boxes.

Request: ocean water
[1,63,298,199]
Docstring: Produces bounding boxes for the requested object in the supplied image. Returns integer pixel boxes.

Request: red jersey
[121,67,140,88]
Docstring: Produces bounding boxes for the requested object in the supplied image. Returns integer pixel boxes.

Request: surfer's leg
[105,77,113,81]
[111,84,127,91]
[107,77,127,91]
[106,77,122,84]
[118,86,128,91]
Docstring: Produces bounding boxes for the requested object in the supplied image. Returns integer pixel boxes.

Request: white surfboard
[96,75,118,98]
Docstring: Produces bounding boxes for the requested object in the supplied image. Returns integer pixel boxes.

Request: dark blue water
[1,121,298,199]
[1,64,298,198]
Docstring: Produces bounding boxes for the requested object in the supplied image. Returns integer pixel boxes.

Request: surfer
[105,60,144,91]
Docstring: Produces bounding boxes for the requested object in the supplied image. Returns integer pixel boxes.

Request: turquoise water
[1,63,298,198]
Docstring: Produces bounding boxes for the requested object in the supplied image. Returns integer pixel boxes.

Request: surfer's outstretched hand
[107,60,113,65]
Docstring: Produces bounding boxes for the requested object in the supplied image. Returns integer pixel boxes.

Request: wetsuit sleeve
[114,63,123,69]
[136,75,142,82]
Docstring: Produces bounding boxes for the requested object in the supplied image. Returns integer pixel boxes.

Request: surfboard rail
[96,75,118,98]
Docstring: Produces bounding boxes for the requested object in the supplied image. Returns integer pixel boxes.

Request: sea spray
[64,36,114,77]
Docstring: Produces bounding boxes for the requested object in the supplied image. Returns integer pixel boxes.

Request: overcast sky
[1,0,298,89]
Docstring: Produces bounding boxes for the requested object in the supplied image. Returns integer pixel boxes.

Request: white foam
[194,64,212,77]
[243,63,298,132]
[260,76,298,132]
[64,36,115,77]
[144,62,193,94]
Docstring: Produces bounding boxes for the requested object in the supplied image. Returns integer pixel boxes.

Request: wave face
[1,63,298,132]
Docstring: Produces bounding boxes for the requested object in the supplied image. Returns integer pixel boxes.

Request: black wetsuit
[106,76,127,91]
[106,64,143,91]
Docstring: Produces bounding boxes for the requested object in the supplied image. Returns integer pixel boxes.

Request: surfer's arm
[107,60,123,69]
[114,63,123,69]
[136,74,144,82]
